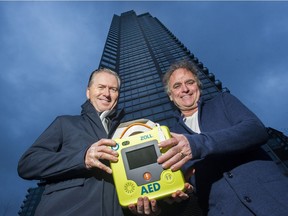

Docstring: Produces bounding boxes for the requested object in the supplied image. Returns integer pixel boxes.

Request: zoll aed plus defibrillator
[110,119,185,207]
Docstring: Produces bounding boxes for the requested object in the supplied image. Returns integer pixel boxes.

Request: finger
[170,190,182,203]
[157,142,179,164]
[98,152,119,163]
[143,197,151,215]
[128,204,137,215]
[102,145,119,157]
[95,147,119,161]
[150,200,159,213]
[92,159,112,174]
[96,139,117,147]
[170,159,186,171]
[137,197,144,215]
[86,158,116,172]
[88,140,118,159]
[161,150,186,170]
[167,189,189,204]
[158,137,177,149]
[174,190,189,202]
[85,143,116,169]
[184,182,194,194]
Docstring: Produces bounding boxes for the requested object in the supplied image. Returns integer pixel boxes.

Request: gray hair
[88,68,121,88]
[163,60,202,94]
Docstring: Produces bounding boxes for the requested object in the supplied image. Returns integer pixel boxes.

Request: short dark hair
[163,60,202,94]
[88,68,121,88]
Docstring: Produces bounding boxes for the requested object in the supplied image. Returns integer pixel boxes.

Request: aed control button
[122,141,130,146]
[143,172,152,181]
[111,143,119,151]
[162,170,175,184]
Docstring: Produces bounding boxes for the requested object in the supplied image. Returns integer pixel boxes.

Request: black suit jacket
[18,100,126,216]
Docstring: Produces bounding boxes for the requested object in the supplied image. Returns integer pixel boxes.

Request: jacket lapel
[81,100,108,139]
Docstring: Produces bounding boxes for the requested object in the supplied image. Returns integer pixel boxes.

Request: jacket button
[227,172,233,178]
[244,196,252,203]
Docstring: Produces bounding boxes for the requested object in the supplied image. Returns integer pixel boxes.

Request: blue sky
[1,1,288,215]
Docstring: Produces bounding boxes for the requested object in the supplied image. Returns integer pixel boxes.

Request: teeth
[100,98,110,102]
[182,95,191,98]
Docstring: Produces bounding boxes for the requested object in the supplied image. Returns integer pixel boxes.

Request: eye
[173,83,181,89]
[186,80,195,86]
[98,86,105,90]
[110,87,118,93]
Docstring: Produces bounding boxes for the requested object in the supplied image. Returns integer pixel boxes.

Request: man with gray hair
[158,59,288,216]
[18,68,127,215]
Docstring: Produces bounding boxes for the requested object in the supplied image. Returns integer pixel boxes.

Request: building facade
[263,128,288,176]
[18,183,44,216]
[18,10,288,215]
[99,10,226,128]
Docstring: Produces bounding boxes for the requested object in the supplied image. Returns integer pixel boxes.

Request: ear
[86,88,90,99]
[168,93,173,101]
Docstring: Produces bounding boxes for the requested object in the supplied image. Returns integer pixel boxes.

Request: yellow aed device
[111,124,185,207]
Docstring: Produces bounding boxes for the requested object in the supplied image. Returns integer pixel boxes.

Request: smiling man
[158,59,288,216]
[86,70,120,113]
[168,67,201,117]
[18,68,126,216]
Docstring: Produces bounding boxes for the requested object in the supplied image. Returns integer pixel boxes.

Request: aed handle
[119,123,153,139]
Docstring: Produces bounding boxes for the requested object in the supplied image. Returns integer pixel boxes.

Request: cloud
[0,2,111,140]
[246,64,288,132]
[253,64,288,101]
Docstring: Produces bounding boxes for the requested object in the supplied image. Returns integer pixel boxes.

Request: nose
[103,87,110,96]
[181,84,189,92]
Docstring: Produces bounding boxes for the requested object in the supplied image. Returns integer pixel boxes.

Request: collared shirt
[99,110,112,134]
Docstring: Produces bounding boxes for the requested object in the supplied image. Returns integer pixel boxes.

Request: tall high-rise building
[99,10,226,128]
[263,128,288,175]
[18,10,288,215]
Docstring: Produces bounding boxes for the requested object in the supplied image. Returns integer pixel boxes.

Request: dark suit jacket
[172,92,288,216]
[18,100,126,216]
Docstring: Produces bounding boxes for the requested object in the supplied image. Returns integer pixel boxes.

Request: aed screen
[126,145,157,170]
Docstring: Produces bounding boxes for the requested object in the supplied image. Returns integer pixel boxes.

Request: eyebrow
[172,78,195,86]
[172,82,181,87]
[98,84,119,89]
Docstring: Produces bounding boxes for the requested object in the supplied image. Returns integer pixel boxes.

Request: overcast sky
[1,1,288,215]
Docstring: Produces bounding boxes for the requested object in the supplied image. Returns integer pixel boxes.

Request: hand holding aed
[157,132,192,171]
[128,197,161,216]
[163,182,194,204]
[127,183,193,215]
[85,138,119,174]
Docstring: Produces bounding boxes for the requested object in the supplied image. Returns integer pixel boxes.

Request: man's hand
[128,197,161,216]
[164,183,194,204]
[128,183,194,215]
[85,139,118,174]
[157,132,192,171]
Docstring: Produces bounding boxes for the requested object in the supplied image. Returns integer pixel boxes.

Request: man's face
[168,68,200,115]
[86,72,119,112]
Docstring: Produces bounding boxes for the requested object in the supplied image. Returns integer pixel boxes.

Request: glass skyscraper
[99,10,226,127]
[263,128,288,175]
[18,10,288,215]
